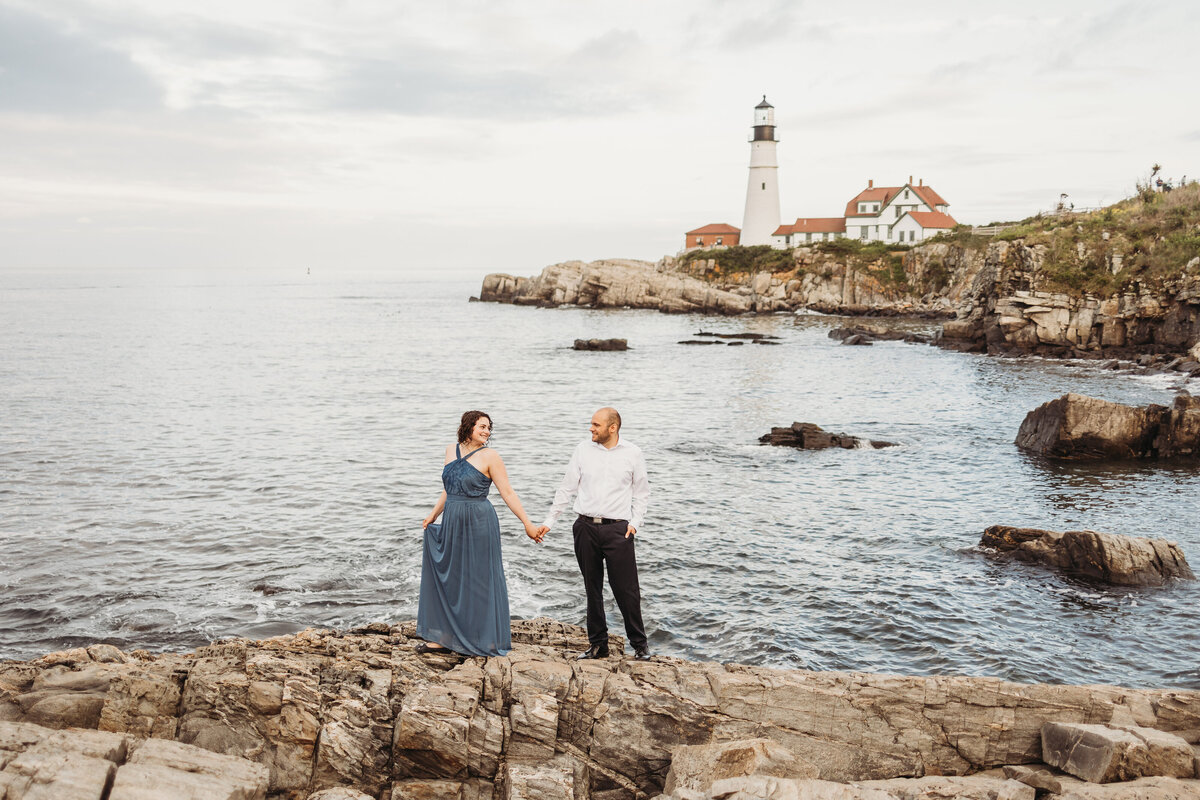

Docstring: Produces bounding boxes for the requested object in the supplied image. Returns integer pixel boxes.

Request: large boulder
[1015,394,1166,459]
[1158,394,1200,457]
[1040,721,1196,783]
[980,526,1195,586]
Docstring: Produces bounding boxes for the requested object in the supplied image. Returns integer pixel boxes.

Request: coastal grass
[992,182,1200,294]
[680,244,795,275]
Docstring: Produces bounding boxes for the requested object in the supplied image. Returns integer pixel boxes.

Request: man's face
[590,412,615,445]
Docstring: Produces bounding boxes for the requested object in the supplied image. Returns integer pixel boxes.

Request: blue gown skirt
[417,493,512,657]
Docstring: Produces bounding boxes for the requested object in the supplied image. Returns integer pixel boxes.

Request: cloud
[327,28,657,120]
[0,5,163,113]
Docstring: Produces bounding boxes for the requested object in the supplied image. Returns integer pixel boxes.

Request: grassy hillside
[977,182,1200,294]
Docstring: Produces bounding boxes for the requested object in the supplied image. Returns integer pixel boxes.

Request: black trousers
[572,515,646,649]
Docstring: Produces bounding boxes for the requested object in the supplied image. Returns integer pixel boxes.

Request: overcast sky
[1,0,1197,275]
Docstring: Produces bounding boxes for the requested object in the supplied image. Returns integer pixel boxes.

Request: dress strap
[462,444,487,462]
[455,443,462,460]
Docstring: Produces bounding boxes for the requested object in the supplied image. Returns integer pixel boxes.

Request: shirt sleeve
[629,448,649,532]
[542,444,582,529]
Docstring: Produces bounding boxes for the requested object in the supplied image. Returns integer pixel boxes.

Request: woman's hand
[524,521,547,544]
[422,515,435,530]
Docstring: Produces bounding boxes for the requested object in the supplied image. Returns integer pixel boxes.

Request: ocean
[1,267,1197,688]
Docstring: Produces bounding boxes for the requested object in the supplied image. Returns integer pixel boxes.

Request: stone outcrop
[4,619,1200,799]
[760,422,896,450]
[479,237,1200,363]
[480,260,753,315]
[0,719,270,800]
[480,252,969,318]
[934,240,1200,359]
[980,525,1195,586]
[1015,393,1200,460]
[1040,722,1196,783]
[573,338,629,351]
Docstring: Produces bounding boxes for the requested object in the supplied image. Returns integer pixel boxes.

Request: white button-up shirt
[542,437,650,531]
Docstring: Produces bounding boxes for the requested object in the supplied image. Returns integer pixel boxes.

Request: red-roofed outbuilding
[684,223,740,250]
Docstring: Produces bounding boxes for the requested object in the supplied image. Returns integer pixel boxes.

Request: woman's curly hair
[457,410,492,445]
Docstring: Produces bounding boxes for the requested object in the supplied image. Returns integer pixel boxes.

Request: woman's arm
[423,490,446,529]
[484,451,543,542]
[422,444,455,529]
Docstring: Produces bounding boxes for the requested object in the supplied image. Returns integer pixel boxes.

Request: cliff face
[2,619,1199,800]
[478,242,1200,358]
[938,241,1200,358]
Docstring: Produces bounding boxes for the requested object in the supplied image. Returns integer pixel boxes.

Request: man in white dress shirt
[537,407,651,661]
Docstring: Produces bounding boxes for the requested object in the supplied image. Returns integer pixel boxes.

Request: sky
[1,0,1198,275]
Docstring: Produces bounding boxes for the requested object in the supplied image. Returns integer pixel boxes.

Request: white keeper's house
[773,178,957,247]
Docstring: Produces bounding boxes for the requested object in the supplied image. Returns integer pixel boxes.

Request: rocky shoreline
[478,240,1200,364]
[3,618,1199,799]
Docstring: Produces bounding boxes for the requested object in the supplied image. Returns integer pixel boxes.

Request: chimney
[908,175,913,185]
[919,178,923,186]
[868,179,873,188]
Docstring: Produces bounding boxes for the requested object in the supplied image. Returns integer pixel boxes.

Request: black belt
[579,514,626,525]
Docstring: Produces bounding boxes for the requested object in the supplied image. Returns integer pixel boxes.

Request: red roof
[844,187,902,217]
[844,183,949,217]
[906,210,958,229]
[913,185,947,208]
[686,223,740,235]
[776,217,846,235]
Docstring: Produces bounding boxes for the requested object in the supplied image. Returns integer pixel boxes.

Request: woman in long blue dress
[417,410,543,656]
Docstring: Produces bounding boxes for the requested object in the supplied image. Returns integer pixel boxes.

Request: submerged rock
[760,422,896,450]
[980,525,1195,586]
[572,338,628,351]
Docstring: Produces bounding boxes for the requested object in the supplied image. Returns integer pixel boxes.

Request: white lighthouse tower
[740,96,781,246]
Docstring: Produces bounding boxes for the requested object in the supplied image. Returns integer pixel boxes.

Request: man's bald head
[589,407,622,447]
[597,407,621,430]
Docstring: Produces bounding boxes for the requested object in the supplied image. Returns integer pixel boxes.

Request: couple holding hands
[417,407,652,661]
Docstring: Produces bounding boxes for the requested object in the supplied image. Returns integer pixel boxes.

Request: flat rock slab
[981,525,1195,586]
[1041,721,1196,783]
[4,620,1200,799]
[760,422,896,450]
[0,721,268,800]
[664,738,818,796]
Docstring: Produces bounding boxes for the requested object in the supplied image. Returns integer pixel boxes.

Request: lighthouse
[740,96,781,246]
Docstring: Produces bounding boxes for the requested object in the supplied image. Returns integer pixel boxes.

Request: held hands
[525,522,549,544]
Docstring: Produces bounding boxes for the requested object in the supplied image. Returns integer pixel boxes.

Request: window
[716,237,723,245]
[873,204,879,212]
[806,232,813,242]
[695,237,702,245]
[762,182,766,190]
[860,226,869,240]
[909,231,915,242]
[904,189,910,199]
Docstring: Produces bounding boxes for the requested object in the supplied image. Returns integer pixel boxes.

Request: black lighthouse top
[752,96,776,142]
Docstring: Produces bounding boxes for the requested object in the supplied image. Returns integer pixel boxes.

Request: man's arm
[627,449,649,536]
[541,445,582,530]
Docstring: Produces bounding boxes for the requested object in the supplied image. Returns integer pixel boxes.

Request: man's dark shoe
[576,645,609,660]
[633,646,652,661]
